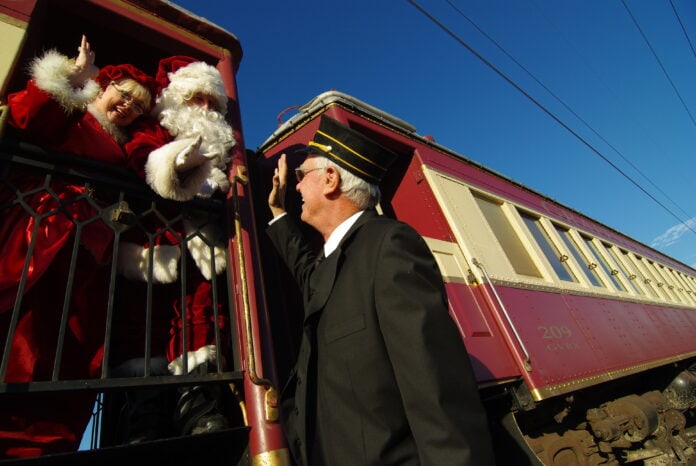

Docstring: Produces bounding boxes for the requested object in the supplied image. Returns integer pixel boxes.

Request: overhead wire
[669,0,696,57]
[405,0,696,238]
[444,0,694,231]
[621,0,696,127]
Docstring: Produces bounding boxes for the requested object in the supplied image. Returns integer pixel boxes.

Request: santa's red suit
[116,56,234,378]
[0,50,156,458]
[114,116,231,369]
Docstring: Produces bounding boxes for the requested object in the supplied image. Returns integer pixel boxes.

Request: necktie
[315,249,325,266]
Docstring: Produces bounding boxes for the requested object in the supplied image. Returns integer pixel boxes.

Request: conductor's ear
[324,166,341,189]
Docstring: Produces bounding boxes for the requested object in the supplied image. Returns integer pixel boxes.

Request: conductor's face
[295,156,326,227]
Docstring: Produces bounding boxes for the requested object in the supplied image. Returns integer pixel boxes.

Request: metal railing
[0,137,244,438]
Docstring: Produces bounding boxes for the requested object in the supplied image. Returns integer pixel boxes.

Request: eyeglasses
[110,82,146,115]
[295,166,324,182]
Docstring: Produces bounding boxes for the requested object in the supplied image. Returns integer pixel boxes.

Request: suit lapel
[306,251,338,316]
[305,210,377,318]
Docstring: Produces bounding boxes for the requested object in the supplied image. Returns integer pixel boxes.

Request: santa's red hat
[95,63,158,97]
[155,55,228,113]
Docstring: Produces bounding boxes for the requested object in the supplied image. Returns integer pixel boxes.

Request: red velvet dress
[0,79,125,458]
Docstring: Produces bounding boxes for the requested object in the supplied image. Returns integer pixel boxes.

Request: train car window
[654,263,681,303]
[684,275,696,297]
[634,255,669,300]
[473,194,542,278]
[623,251,658,298]
[520,213,576,283]
[605,244,641,295]
[667,268,694,305]
[674,272,696,303]
[558,230,603,287]
[580,234,624,291]
[682,274,696,298]
[666,267,686,303]
[597,241,635,294]
[682,274,694,293]
[670,270,693,304]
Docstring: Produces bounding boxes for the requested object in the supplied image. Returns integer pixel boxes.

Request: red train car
[255,90,696,466]
[1,1,695,465]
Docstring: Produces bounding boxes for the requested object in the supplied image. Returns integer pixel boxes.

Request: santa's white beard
[158,105,235,167]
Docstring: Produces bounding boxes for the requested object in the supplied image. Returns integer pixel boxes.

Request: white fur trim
[145,137,212,201]
[31,50,100,113]
[86,103,128,144]
[117,242,180,284]
[168,344,218,375]
[185,220,227,280]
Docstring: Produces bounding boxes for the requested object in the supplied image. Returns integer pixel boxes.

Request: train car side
[256,90,696,466]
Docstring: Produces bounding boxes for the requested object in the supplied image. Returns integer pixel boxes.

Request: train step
[0,426,250,466]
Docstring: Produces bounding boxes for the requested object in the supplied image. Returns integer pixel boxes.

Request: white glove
[200,150,223,164]
[175,135,217,172]
[117,243,180,284]
[147,136,215,201]
[196,167,230,198]
[168,345,218,375]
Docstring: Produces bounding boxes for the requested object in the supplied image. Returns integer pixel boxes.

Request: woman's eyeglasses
[295,166,324,182]
[110,82,146,115]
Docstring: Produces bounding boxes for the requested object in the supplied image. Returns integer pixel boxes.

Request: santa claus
[115,56,237,441]
[121,56,235,284]
[142,55,235,201]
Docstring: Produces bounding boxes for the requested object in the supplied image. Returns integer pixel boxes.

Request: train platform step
[0,426,250,466]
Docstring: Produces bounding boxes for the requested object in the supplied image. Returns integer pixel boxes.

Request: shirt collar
[323,210,365,257]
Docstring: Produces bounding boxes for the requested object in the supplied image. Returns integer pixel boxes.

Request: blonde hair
[113,78,152,110]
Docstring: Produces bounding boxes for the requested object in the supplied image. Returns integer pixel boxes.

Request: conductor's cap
[299,115,397,184]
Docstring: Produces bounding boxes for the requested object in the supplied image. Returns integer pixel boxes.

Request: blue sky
[172,0,696,268]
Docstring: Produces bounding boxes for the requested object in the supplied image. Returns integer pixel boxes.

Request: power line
[405,0,696,238]
[621,0,696,127]
[669,0,696,57]
[443,0,694,230]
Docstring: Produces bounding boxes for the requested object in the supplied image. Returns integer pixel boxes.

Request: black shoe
[174,383,230,435]
[190,412,229,435]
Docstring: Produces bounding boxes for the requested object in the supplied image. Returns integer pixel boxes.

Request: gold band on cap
[313,130,385,181]
[308,140,375,181]
[316,129,387,171]
[307,141,333,153]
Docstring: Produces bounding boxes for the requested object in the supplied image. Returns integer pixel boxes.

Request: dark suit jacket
[267,210,494,466]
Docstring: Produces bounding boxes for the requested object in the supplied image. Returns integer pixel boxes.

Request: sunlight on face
[296,157,327,226]
[93,81,148,126]
[186,92,218,111]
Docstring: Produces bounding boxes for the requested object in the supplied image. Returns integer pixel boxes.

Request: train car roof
[131,0,242,64]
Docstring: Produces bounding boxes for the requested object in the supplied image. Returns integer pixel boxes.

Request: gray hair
[315,156,381,209]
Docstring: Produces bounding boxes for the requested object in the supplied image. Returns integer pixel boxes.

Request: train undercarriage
[495,362,696,466]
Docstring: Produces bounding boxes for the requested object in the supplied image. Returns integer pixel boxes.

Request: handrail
[231,165,274,391]
[473,258,532,372]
